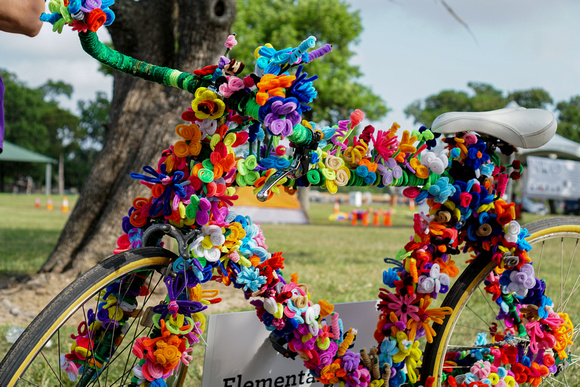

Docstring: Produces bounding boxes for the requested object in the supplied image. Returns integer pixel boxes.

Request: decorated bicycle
[1,2,580,387]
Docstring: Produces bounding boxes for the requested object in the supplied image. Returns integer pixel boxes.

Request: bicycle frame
[38,3,574,387]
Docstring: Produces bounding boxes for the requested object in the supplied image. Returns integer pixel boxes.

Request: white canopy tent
[516,133,580,162]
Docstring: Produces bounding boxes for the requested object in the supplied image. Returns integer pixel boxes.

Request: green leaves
[1,69,109,189]
[556,96,580,142]
[404,82,556,128]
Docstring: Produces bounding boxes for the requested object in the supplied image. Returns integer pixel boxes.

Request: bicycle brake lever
[256,166,294,202]
[256,152,309,202]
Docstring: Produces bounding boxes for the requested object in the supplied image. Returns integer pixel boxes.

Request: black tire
[421,217,580,386]
[0,247,179,387]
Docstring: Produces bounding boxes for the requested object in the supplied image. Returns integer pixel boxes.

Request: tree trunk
[41,0,236,274]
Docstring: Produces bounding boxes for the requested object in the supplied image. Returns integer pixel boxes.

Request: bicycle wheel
[0,247,189,387]
[421,217,580,386]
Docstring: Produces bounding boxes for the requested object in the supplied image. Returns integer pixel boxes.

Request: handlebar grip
[79,31,205,94]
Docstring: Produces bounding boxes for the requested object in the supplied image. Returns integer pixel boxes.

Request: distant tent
[233,186,309,224]
[0,141,57,194]
[517,133,580,162]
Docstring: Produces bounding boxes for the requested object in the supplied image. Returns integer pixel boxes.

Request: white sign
[525,156,580,200]
[202,300,380,387]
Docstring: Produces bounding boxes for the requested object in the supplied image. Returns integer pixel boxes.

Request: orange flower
[317,359,347,384]
[407,296,453,342]
[130,196,153,227]
[174,123,202,157]
[398,130,418,154]
[256,74,296,105]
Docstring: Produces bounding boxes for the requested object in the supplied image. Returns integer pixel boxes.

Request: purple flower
[318,341,338,367]
[341,349,361,372]
[80,0,101,13]
[377,158,403,186]
[259,97,301,137]
[218,56,231,69]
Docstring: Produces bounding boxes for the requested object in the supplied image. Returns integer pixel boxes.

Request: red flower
[193,65,218,76]
[512,362,530,384]
[500,346,518,365]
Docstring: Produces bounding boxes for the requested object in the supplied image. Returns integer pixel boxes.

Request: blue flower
[318,125,337,150]
[383,268,401,288]
[256,46,293,75]
[248,121,265,143]
[286,65,318,114]
[130,164,187,217]
[236,266,267,292]
[378,338,399,369]
[428,177,456,203]
[149,378,168,387]
[465,139,491,170]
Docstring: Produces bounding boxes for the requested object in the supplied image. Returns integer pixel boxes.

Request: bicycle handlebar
[79,31,208,94]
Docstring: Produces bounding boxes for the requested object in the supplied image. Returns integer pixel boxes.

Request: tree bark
[41,0,236,274]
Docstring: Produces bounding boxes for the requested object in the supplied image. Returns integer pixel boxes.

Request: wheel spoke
[39,350,63,386]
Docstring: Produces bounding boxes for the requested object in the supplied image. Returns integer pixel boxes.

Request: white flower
[190,225,225,262]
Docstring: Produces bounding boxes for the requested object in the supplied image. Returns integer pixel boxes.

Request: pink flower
[254,225,268,249]
[471,360,491,379]
[387,293,420,324]
[181,347,194,366]
[142,361,164,381]
[218,76,245,98]
[225,34,238,49]
[373,129,400,160]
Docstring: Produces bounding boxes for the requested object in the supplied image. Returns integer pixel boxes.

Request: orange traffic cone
[373,209,381,227]
[409,199,415,211]
[334,200,340,213]
[46,196,54,211]
[34,196,41,209]
[351,211,357,226]
[362,211,370,227]
[61,197,69,213]
[383,210,392,227]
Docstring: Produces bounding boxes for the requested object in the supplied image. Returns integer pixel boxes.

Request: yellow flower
[191,88,225,120]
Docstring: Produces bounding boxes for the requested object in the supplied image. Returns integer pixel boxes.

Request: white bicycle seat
[431,107,557,149]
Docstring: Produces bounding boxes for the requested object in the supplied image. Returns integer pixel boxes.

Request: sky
[1,0,579,131]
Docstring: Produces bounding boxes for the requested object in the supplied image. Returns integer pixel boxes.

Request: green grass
[0,193,78,276]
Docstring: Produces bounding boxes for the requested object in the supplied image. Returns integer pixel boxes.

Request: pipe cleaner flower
[286,65,318,113]
[378,291,419,325]
[224,34,238,49]
[464,139,491,170]
[174,123,202,158]
[191,87,226,120]
[236,265,267,292]
[378,337,399,369]
[255,74,296,105]
[500,263,536,297]
[406,296,453,342]
[130,165,188,218]
[428,176,456,204]
[218,76,245,98]
[376,158,403,186]
[259,96,301,137]
[190,225,226,263]
[421,150,448,175]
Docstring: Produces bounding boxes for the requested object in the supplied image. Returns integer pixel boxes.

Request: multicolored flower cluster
[41,0,115,33]
[50,8,573,385]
